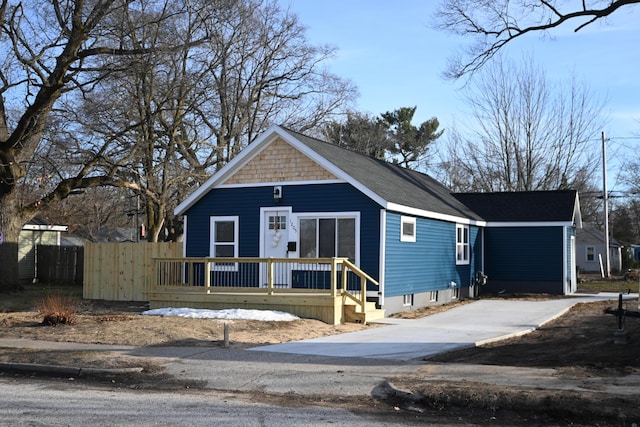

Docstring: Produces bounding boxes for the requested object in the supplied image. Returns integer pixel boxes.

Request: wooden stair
[343,300,385,324]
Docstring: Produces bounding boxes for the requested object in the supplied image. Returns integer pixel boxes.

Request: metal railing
[153,257,378,313]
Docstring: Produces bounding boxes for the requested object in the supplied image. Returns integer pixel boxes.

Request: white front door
[261,208,292,287]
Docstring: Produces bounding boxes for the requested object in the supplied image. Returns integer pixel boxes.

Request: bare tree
[196,0,357,165]
[0,0,182,288]
[433,56,605,194]
[66,0,356,241]
[435,0,640,78]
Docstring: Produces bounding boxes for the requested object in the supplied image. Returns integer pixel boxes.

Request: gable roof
[282,128,484,223]
[454,190,582,226]
[576,223,620,247]
[175,125,484,224]
[175,125,581,227]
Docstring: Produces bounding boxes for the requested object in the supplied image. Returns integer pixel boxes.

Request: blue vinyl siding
[184,183,382,279]
[484,227,563,281]
[384,212,481,297]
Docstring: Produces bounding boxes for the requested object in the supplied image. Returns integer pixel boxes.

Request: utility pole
[602,131,611,278]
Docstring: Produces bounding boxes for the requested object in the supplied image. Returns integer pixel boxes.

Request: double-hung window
[299,215,357,262]
[456,224,470,265]
[586,245,596,262]
[210,216,239,271]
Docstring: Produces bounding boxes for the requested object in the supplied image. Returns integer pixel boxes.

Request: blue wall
[184,183,382,279]
[482,226,565,293]
[384,212,482,297]
[484,227,562,281]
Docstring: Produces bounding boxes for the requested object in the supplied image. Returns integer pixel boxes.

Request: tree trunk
[0,193,29,291]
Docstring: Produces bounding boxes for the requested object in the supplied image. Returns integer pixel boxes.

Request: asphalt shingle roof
[284,128,578,224]
[284,128,483,221]
[453,190,578,222]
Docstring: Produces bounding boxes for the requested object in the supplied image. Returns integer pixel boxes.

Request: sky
[279,0,640,191]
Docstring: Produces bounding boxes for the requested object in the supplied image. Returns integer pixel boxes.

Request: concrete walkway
[249,293,636,361]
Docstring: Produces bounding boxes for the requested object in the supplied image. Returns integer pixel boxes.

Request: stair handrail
[340,259,379,316]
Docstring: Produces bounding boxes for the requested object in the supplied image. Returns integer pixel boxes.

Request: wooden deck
[149,257,385,325]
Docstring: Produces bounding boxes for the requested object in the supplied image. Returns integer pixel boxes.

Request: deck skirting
[146,290,344,324]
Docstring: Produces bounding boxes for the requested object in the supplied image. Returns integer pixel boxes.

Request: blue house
[174,126,581,317]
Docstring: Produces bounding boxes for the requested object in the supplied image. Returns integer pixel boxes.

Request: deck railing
[153,257,378,314]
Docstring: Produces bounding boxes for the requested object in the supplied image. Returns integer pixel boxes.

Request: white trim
[563,227,568,295]
[219,179,345,189]
[182,216,188,257]
[400,216,416,242]
[386,202,486,227]
[209,216,239,271]
[296,211,360,265]
[484,221,574,228]
[456,223,470,265]
[378,209,386,307]
[22,224,68,232]
[570,235,577,293]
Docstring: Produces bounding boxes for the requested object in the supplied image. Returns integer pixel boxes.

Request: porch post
[268,258,274,295]
[204,260,211,293]
[331,258,338,297]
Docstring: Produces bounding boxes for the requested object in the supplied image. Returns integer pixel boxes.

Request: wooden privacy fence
[84,242,182,301]
[37,245,84,286]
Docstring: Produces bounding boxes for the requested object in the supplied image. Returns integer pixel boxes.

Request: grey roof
[284,128,483,221]
[576,223,621,247]
[453,190,579,222]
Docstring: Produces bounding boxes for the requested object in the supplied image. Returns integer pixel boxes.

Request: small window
[586,245,596,262]
[210,216,239,271]
[400,216,416,242]
[403,294,414,307]
[456,224,470,265]
[430,290,438,302]
[268,215,287,232]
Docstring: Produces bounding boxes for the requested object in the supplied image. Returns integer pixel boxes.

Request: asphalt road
[0,378,425,427]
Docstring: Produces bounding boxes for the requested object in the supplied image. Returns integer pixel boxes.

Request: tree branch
[436,0,640,78]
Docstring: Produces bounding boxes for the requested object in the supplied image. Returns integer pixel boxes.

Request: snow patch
[141,307,300,322]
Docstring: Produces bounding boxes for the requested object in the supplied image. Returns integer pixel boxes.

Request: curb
[0,362,144,376]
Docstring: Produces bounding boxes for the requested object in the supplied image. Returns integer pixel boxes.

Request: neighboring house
[19,218,68,283]
[575,223,622,274]
[174,126,582,315]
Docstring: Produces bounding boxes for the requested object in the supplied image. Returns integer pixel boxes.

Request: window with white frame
[299,215,357,261]
[403,294,414,307]
[586,245,596,262]
[456,224,470,265]
[400,216,416,242]
[430,290,438,302]
[210,216,239,271]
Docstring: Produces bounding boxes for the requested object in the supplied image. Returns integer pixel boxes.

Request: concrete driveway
[250,293,634,361]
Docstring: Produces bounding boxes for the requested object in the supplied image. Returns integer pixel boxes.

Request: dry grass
[34,292,78,326]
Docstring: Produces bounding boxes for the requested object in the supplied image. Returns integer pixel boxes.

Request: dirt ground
[1,286,640,425]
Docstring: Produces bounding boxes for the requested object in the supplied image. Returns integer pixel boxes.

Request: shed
[18,218,68,283]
